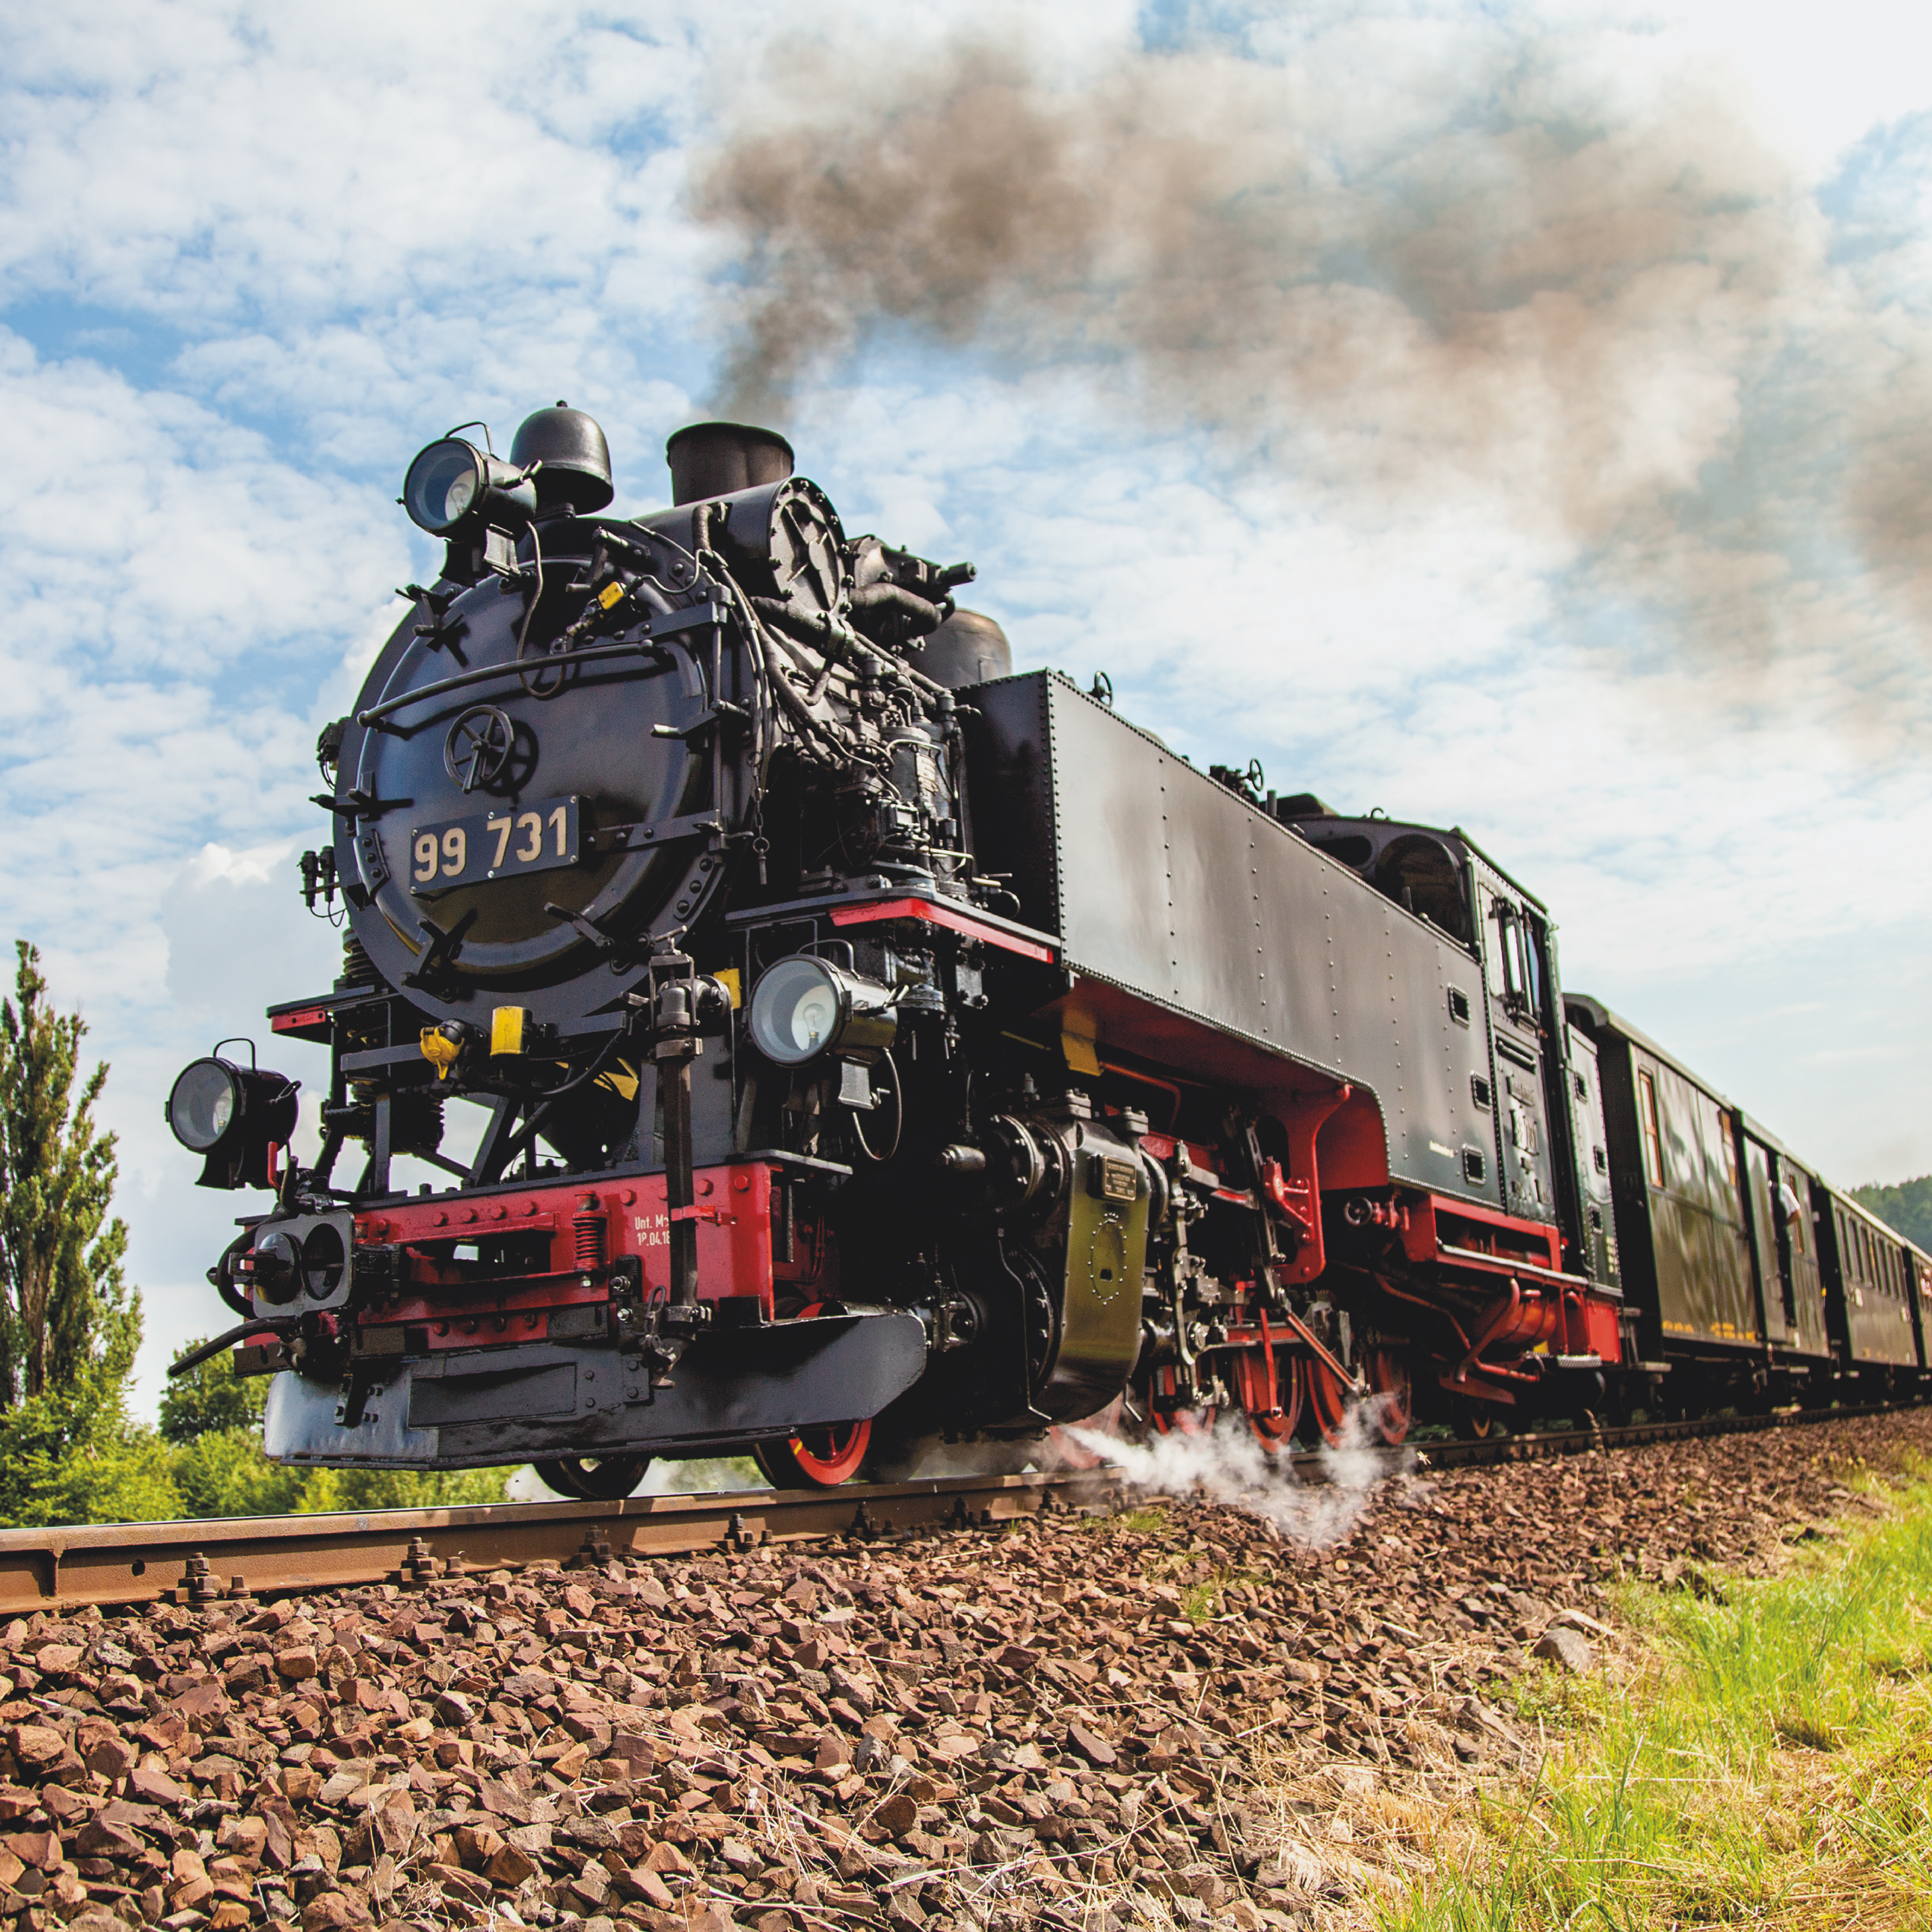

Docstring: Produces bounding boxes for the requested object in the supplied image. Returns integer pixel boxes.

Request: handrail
[355,602,723,727]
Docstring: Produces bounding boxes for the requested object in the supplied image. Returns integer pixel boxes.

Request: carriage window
[1719,1114,1737,1187]
[1638,1071,1665,1188]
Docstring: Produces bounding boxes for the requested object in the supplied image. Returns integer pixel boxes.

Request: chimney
[665,421,795,506]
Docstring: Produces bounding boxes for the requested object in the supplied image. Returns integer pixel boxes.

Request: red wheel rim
[1366,1346,1412,1447]
[786,1418,872,1484]
[1234,1346,1302,1449]
[1303,1356,1350,1446]
[1151,1365,1198,1435]
[770,1302,872,1484]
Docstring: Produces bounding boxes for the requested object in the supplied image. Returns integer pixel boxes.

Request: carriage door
[1775,1157,1830,1356]
[1476,872,1555,1222]
[1915,1255,1932,1371]
[1741,1133,1792,1342]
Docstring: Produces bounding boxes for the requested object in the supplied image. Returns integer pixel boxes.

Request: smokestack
[665,421,795,506]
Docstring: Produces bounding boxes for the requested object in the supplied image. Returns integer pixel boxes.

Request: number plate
[410,796,580,892]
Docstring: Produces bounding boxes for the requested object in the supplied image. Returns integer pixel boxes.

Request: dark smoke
[692,29,1932,660]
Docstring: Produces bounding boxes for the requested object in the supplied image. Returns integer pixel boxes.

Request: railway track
[0,1401,1908,1615]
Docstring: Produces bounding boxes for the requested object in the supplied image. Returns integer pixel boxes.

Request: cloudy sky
[4,0,1930,1415]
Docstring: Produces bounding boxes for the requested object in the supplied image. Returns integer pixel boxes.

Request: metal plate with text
[409,795,580,893]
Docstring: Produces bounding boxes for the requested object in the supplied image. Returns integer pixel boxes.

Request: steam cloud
[1069,1406,1410,1548]
[692,24,1932,664]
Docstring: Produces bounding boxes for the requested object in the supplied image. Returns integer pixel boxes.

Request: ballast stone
[1531,1625,1596,1674]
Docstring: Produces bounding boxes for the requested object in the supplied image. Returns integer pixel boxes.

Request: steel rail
[0,1470,1123,1617]
[0,1401,1912,1615]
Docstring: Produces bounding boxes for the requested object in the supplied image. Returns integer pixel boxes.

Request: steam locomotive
[164,409,1931,1497]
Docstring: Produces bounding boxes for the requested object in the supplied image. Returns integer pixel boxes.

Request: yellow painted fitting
[716,967,742,1009]
[419,1027,462,1081]
[491,1006,531,1056]
[1061,1025,1101,1078]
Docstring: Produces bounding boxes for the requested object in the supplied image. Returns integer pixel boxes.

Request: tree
[159,1339,269,1442]
[1850,1176,1932,1254]
[0,942,142,1406]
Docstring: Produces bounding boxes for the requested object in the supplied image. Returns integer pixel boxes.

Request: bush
[286,1464,516,1513]
[170,1424,311,1519]
[0,1384,178,1528]
[158,1341,266,1443]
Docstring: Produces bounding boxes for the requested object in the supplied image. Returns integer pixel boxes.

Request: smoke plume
[692,23,1932,664]
[1070,1406,1409,1548]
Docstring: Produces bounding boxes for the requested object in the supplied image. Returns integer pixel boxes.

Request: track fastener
[393,1536,446,1588]
[165,1552,248,1607]
[569,1526,615,1569]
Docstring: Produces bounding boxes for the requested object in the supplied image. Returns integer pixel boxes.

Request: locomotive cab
[1271,803,1475,948]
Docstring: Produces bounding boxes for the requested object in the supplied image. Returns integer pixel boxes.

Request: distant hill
[1849,1175,1932,1253]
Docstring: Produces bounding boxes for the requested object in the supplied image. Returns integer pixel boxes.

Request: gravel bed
[0,1408,1925,1932]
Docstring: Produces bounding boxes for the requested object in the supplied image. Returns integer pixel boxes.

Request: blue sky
[3,0,1930,1415]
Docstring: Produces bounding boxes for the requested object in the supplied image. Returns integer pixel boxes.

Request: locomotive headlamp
[748,957,897,1067]
[165,1052,300,1191]
[402,437,537,539]
[167,1058,240,1152]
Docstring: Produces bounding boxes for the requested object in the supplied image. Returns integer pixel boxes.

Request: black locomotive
[164,409,1929,1497]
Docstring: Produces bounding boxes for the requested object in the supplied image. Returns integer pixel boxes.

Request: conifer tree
[0,942,142,1404]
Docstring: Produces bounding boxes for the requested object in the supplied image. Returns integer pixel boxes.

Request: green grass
[1386,1457,1932,1932]
[1182,1579,1220,1624]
